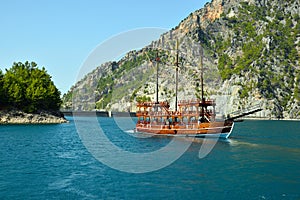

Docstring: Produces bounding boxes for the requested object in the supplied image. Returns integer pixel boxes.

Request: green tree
[3,62,28,107]
[218,54,233,80]
[0,70,7,107]
[1,61,62,113]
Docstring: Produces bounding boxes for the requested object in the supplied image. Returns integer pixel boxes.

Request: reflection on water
[227,139,260,147]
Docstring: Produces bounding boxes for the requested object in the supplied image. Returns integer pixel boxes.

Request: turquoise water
[0,117,300,199]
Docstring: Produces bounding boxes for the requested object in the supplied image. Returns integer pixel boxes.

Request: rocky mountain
[62,0,300,119]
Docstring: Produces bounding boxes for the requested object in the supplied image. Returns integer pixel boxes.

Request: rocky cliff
[62,0,299,119]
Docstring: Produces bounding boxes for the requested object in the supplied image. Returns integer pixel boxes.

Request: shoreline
[0,110,68,124]
[63,111,300,121]
[62,111,136,117]
[2,110,297,124]
[240,117,300,121]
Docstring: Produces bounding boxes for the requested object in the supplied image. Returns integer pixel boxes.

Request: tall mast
[200,46,205,121]
[200,47,204,103]
[196,15,205,122]
[155,51,160,104]
[175,40,179,111]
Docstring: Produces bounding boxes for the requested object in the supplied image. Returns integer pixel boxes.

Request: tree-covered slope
[204,0,299,118]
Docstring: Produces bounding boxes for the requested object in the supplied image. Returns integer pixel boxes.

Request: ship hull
[135,122,234,139]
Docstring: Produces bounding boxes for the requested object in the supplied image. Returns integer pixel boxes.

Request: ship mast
[200,46,205,122]
[155,51,160,104]
[196,15,205,122]
[175,40,179,111]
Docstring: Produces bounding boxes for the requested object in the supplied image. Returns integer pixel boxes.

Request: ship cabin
[136,99,216,129]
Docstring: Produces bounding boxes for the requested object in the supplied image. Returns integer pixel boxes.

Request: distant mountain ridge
[62,0,300,119]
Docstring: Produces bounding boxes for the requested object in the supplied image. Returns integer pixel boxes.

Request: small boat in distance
[135,42,234,139]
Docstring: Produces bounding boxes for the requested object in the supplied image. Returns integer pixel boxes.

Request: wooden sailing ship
[135,100,234,138]
[135,42,235,138]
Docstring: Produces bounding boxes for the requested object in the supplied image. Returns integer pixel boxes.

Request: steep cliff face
[62,0,299,119]
[203,0,300,119]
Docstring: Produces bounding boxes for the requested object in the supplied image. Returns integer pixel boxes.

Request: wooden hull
[135,122,234,139]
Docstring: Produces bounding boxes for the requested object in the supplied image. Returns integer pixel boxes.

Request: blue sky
[0,0,209,94]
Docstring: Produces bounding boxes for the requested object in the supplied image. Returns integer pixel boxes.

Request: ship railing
[181,111,200,115]
[180,110,214,115]
[137,123,200,130]
[178,99,216,106]
[136,101,170,108]
[136,111,149,116]
[149,111,169,116]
